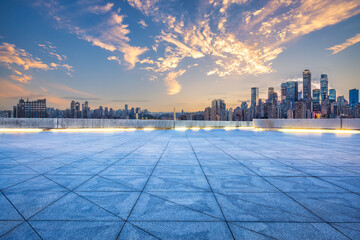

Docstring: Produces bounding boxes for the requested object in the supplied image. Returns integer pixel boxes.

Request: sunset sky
[1,0,360,111]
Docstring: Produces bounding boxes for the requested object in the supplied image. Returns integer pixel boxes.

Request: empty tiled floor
[0,129,360,239]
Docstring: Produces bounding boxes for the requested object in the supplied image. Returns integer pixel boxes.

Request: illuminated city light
[143,127,155,131]
[190,127,200,131]
[203,127,213,131]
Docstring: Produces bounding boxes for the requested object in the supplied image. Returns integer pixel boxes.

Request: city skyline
[1,0,360,111]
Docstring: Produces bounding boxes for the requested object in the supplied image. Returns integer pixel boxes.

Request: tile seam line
[185,132,238,240]
[200,131,352,240]
[115,132,175,240]
[23,132,165,223]
[24,131,168,240]
[0,191,43,240]
[220,133,360,196]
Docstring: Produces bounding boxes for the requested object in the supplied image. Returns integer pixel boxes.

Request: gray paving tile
[130,221,233,240]
[215,192,320,222]
[4,175,67,192]
[3,191,68,219]
[118,222,157,240]
[288,192,360,222]
[1,129,359,239]
[129,193,219,221]
[0,194,23,220]
[208,175,278,193]
[0,174,39,190]
[30,220,124,240]
[0,221,23,237]
[1,222,40,240]
[264,177,347,193]
[320,176,360,192]
[147,191,224,219]
[145,175,210,192]
[331,223,360,239]
[77,191,141,219]
[30,192,120,221]
[229,222,349,240]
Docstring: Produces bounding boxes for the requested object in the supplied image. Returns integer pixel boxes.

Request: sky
[0,0,360,112]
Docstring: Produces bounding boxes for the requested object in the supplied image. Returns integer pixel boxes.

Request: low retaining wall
[2,118,359,130]
[253,119,360,130]
[0,118,252,129]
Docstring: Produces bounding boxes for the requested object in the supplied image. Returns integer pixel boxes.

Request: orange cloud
[0,78,68,107]
[327,33,360,55]
[164,69,185,95]
[0,42,49,70]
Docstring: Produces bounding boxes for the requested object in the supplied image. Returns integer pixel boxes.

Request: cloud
[138,19,148,28]
[164,69,185,95]
[38,41,67,61]
[81,35,117,51]
[122,44,148,69]
[37,1,148,69]
[10,71,33,83]
[107,56,121,64]
[89,3,114,14]
[327,33,360,55]
[110,99,150,102]
[129,0,359,85]
[62,96,101,100]
[127,0,159,16]
[0,78,68,107]
[0,42,49,70]
[45,82,91,97]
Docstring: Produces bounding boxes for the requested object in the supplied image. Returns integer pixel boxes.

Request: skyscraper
[280,83,287,101]
[211,99,226,121]
[303,69,311,103]
[313,89,320,103]
[286,81,298,104]
[320,74,328,101]
[268,87,274,101]
[251,87,259,108]
[329,89,336,103]
[349,88,359,109]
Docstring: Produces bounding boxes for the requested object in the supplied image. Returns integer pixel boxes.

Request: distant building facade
[13,99,47,118]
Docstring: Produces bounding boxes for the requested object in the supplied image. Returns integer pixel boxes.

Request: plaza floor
[0,129,359,239]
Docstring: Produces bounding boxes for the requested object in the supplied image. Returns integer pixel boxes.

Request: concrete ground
[0,129,359,239]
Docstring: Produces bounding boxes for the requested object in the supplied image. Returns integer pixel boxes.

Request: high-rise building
[251,87,259,108]
[211,99,226,121]
[349,88,359,109]
[298,90,303,100]
[329,89,336,103]
[320,74,328,102]
[312,89,320,103]
[295,100,307,119]
[268,87,274,101]
[303,69,311,103]
[13,98,47,118]
[204,107,211,120]
[281,83,287,101]
[286,81,298,103]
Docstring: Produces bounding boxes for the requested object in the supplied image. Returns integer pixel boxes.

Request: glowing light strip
[174,127,188,131]
[0,128,42,133]
[143,127,155,131]
[190,127,200,131]
[278,129,360,134]
[50,128,137,132]
[203,127,212,131]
